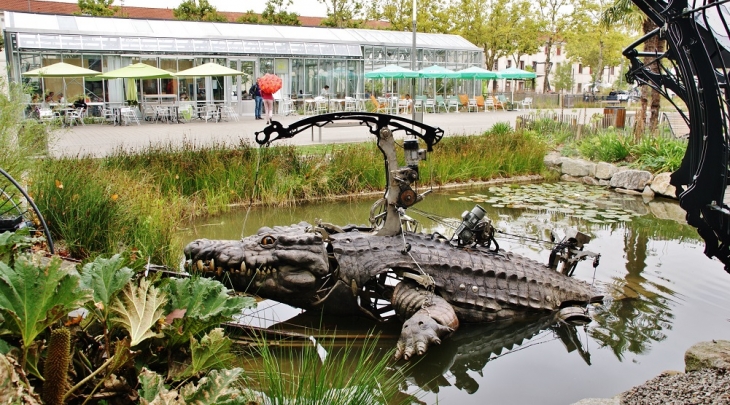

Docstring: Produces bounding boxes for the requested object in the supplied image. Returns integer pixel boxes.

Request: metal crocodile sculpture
[185,222,602,359]
[184,113,603,360]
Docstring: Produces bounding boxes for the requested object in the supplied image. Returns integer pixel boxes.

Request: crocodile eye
[260,235,276,246]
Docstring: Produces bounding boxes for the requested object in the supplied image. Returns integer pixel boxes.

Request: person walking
[249,81,263,120]
[261,88,274,124]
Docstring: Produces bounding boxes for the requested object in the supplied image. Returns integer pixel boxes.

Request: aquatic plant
[630,135,686,173]
[576,129,632,162]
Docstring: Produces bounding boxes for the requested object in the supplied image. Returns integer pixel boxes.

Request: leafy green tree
[173,0,227,22]
[319,0,365,28]
[552,61,575,92]
[567,0,634,94]
[236,10,260,24]
[602,0,663,136]
[368,0,451,33]
[535,0,577,92]
[450,0,540,72]
[260,0,301,26]
[77,0,118,16]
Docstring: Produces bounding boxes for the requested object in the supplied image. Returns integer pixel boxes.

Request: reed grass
[240,334,414,405]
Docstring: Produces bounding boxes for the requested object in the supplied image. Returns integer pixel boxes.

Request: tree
[236,10,260,24]
[77,0,118,17]
[534,0,577,93]
[319,0,365,28]
[173,0,227,22]
[566,0,634,93]
[260,0,301,26]
[552,61,575,92]
[602,0,663,137]
[368,0,451,33]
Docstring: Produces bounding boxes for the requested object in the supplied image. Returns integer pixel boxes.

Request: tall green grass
[240,334,414,405]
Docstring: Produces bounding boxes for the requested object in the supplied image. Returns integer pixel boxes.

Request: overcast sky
[49,0,329,16]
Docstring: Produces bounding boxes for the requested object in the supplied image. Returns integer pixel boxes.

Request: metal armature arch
[625,0,730,272]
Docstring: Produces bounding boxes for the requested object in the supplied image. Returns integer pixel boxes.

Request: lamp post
[411,0,417,122]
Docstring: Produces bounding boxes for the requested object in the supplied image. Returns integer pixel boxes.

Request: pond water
[179,182,730,405]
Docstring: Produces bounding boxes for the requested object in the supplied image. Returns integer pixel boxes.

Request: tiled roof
[0,0,389,28]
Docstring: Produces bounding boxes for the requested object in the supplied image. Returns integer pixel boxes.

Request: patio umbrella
[23,62,100,77]
[364,65,419,79]
[457,66,501,80]
[417,65,461,78]
[172,62,244,77]
[126,78,138,104]
[498,67,537,103]
[96,63,173,79]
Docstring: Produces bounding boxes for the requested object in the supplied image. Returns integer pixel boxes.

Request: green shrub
[631,136,686,172]
[576,130,632,162]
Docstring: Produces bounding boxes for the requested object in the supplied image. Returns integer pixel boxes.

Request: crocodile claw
[394,310,452,360]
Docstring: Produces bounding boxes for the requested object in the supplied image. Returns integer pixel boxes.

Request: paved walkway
[49,108,606,157]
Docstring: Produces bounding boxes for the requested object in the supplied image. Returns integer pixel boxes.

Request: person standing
[261,88,274,124]
[249,81,263,120]
[320,85,330,97]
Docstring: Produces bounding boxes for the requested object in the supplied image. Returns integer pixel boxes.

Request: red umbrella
[258,73,282,94]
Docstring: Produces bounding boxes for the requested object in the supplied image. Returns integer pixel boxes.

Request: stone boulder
[544,152,563,168]
[685,340,730,372]
[650,172,677,199]
[595,162,618,180]
[582,176,599,186]
[561,158,596,177]
[560,174,581,183]
[610,170,653,191]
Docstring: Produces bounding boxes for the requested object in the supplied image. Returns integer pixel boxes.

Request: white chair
[200,105,219,123]
[483,97,495,111]
[143,105,157,122]
[101,108,116,124]
[424,99,436,113]
[281,98,296,116]
[446,98,460,113]
[413,98,423,112]
[155,106,170,123]
[39,108,60,124]
[178,103,194,122]
[66,108,86,126]
[120,107,140,125]
[467,98,479,112]
[220,105,240,121]
[314,97,328,114]
[520,97,533,110]
[344,97,357,112]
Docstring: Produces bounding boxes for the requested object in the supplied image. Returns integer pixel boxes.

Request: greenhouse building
[2,11,483,114]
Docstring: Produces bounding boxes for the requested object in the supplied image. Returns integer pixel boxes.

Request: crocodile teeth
[208,259,215,272]
[216,267,223,276]
[240,261,247,274]
[196,260,204,272]
[246,268,252,277]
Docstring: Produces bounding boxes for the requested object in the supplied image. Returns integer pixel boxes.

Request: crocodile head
[184,222,332,309]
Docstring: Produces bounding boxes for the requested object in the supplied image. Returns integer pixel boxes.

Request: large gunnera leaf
[139,367,244,405]
[163,277,254,348]
[80,254,134,327]
[180,368,244,405]
[180,328,234,378]
[111,278,167,347]
[0,256,90,358]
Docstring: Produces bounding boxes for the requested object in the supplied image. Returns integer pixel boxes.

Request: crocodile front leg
[392,280,459,360]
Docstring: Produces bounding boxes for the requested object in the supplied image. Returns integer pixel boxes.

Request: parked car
[607,90,629,102]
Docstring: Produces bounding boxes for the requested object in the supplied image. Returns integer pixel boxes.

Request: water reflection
[182,184,730,404]
[590,224,675,360]
[401,313,591,395]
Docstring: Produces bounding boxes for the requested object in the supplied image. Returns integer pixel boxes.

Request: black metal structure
[253,112,444,150]
[625,0,730,271]
[255,112,445,237]
[0,167,54,254]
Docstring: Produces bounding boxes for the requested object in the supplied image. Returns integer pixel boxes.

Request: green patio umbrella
[498,67,537,103]
[497,67,536,79]
[417,65,461,78]
[364,65,419,79]
[96,63,173,79]
[457,66,501,96]
[457,66,501,79]
[172,62,244,77]
[23,62,100,78]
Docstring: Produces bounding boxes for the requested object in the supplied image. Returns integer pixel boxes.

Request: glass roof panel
[131,19,152,34]
[243,41,260,53]
[289,43,306,55]
[60,35,83,48]
[227,40,244,53]
[12,13,58,30]
[120,37,141,50]
[108,19,136,34]
[57,16,78,31]
[193,39,211,52]
[146,20,172,36]
[75,17,103,32]
[158,38,176,51]
[17,33,40,48]
[305,43,321,55]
